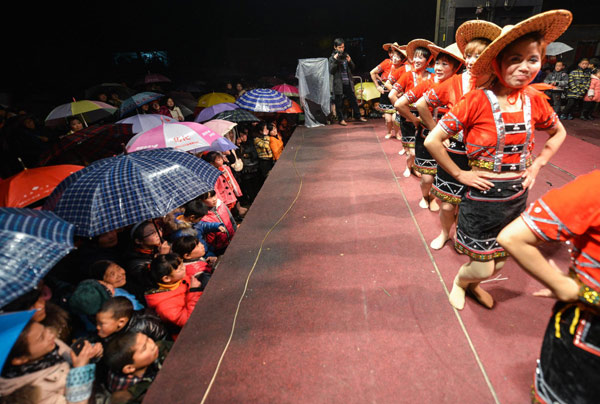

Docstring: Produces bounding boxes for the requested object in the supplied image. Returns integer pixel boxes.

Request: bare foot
[418,198,429,209]
[385,133,392,139]
[403,167,411,177]
[396,134,402,141]
[449,276,466,310]
[398,148,406,155]
[430,232,449,250]
[468,284,494,309]
[429,198,440,212]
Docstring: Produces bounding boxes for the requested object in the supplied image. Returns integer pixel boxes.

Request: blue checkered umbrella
[43,148,222,237]
[235,88,292,112]
[0,208,75,309]
[119,92,163,116]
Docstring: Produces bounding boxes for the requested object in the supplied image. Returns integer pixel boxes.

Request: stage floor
[145,119,599,403]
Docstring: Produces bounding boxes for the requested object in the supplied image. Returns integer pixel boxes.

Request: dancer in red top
[417,20,502,249]
[370,42,408,140]
[396,43,464,211]
[391,39,436,176]
[498,170,600,404]
[425,10,572,310]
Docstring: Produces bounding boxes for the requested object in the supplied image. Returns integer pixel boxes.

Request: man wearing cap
[329,38,367,126]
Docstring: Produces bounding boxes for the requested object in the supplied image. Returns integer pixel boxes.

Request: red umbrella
[272,84,299,97]
[39,123,134,166]
[0,165,84,208]
[281,100,303,114]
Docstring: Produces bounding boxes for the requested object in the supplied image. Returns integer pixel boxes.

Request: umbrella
[84,83,136,100]
[203,119,237,136]
[281,100,303,114]
[0,310,36,371]
[272,84,299,97]
[43,148,222,237]
[125,122,226,153]
[140,73,171,84]
[0,165,84,208]
[119,92,164,117]
[38,123,135,166]
[236,88,292,112]
[197,92,236,108]
[194,103,239,123]
[207,137,237,152]
[45,100,117,127]
[213,109,260,123]
[117,114,178,133]
[0,208,75,308]
[546,41,573,56]
[355,82,381,101]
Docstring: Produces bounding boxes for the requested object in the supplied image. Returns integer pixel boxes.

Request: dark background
[2,1,595,116]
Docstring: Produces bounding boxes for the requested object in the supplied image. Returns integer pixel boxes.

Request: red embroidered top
[403,77,450,115]
[521,170,600,301]
[438,88,558,172]
[386,64,411,87]
[393,70,434,94]
[375,59,393,81]
[424,73,470,110]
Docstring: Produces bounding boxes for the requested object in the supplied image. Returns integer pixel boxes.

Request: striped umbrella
[45,100,117,127]
[213,109,260,123]
[119,92,164,116]
[272,84,299,97]
[43,148,222,237]
[235,88,292,112]
[0,208,75,308]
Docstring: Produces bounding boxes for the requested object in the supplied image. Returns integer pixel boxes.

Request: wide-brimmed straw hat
[470,10,572,85]
[382,42,396,51]
[427,43,465,66]
[390,43,408,59]
[455,20,502,55]
[406,39,437,62]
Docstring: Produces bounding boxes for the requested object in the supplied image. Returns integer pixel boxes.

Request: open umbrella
[546,41,573,56]
[45,100,117,127]
[0,208,75,308]
[119,92,163,117]
[125,122,225,153]
[194,103,239,123]
[0,310,36,371]
[213,109,260,123]
[272,84,299,97]
[0,165,84,208]
[281,100,303,114]
[43,148,222,237]
[355,82,381,101]
[139,73,171,85]
[117,114,177,133]
[38,123,135,166]
[236,88,292,112]
[197,92,236,108]
[202,119,237,136]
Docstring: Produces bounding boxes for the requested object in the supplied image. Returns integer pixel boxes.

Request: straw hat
[382,42,396,51]
[391,43,408,59]
[470,10,573,85]
[455,20,502,55]
[406,39,437,62]
[427,43,465,66]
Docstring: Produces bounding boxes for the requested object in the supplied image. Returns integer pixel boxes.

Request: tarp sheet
[295,58,330,128]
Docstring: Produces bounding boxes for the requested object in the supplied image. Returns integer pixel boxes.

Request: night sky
[2,1,596,114]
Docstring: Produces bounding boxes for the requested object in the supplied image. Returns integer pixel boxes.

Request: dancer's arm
[522,121,566,189]
[414,97,436,131]
[497,217,578,301]
[395,96,420,128]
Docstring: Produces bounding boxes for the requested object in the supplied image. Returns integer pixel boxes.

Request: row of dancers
[370,10,599,403]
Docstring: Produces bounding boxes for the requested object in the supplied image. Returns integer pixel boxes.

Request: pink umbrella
[272,84,299,97]
[203,119,237,136]
[126,122,223,153]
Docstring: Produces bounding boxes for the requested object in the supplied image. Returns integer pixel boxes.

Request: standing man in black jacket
[329,38,367,126]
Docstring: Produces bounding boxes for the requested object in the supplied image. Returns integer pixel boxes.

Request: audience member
[96,297,167,343]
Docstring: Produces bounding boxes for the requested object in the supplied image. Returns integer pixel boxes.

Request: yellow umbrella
[197,92,236,108]
[354,82,381,101]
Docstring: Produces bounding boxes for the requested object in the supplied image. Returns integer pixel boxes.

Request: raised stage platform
[144,118,599,403]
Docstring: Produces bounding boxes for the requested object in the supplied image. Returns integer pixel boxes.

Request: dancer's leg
[449,259,495,310]
[418,174,435,209]
[467,257,507,309]
[430,202,456,249]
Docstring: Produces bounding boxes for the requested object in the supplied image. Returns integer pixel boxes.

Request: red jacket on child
[202,199,236,253]
[214,165,242,209]
[144,275,202,333]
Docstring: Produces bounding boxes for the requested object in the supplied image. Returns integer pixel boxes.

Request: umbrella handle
[152,218,165,244]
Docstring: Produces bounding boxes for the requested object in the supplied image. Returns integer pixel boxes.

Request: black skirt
[414,128,437,175]
[430,140,469,204]
[533,302,600,404]
[399,112,417,148]
[455,176,528,261]
[379,92,394,113]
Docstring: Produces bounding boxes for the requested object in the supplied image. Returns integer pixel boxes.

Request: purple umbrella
[194,103,239,123]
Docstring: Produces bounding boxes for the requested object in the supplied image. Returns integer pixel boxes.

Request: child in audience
[90,260,144,310]
[202,151,248,219]
[104,331,172,403]
[171,235,212,290]
[198,190,237,256]
[96,297,167,343]
[144,254,202,338]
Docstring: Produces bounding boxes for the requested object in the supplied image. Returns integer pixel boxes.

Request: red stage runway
[145,119,599,403]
